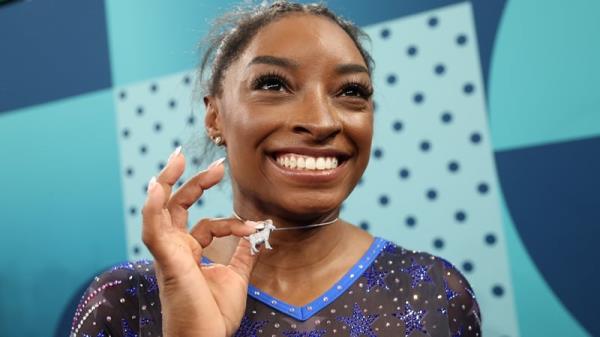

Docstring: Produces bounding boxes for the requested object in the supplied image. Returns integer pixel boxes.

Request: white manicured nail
[147,176,157,192]
[167,146,182,163]
[208,157,226,169]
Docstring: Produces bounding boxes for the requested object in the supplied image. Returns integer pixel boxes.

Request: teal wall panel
[105,0,237,86]
[0,90,127,336]
[489,0,600,151]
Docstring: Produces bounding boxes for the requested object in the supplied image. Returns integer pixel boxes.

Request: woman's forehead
[238,14,367,70]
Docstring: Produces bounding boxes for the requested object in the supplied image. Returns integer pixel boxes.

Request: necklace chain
[231,211,338,231]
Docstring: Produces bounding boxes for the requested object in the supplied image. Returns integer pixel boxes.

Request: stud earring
[212,136,224,146]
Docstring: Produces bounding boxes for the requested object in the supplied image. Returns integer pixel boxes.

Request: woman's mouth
[274,153,339,171]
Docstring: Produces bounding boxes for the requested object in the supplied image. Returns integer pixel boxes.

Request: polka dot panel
[343,3,518,336]
[114,3,518,337]
[114,70,233,262]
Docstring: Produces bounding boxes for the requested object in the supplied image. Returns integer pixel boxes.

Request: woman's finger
[141,176,169,249]
[228,236,259,283]
[190,217,258,248]
[166,158,226,226]
[155,146,186,208]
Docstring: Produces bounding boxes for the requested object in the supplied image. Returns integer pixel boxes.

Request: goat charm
[245,219,276,255]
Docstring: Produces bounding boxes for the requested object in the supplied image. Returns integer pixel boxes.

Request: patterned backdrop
[0,1,598,337]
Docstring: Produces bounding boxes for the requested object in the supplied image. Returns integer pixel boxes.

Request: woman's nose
[292,92,342,143]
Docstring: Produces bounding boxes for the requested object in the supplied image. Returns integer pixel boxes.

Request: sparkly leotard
[71,238,481,337]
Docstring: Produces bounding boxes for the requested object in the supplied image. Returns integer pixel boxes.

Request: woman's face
[207,13,373,219]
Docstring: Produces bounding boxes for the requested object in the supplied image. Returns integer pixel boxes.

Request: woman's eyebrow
[247,55,299,69]
[335,63,369,76]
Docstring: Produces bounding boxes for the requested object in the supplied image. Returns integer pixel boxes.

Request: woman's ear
[204,95,224,144]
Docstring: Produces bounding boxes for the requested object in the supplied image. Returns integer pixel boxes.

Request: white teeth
[297,157,306,169]
[275,154,340,171]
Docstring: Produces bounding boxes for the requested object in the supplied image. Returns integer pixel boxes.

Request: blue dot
[373,148,383,159]
[407,45,418,56]
[462,261,474,272]
[478,182,490,194]
[143,184,148,194]
[176,180,184,188]
[140,145,148,155]
[399,168,410,179]
[393,120,403,132]
[379,195,389,206]
[380,28,390,39]
[492,285,505,297]
[158,161,165,171]
[154,122,162,132]
[485,233,497,245]
[360,221,370,230]
[426,189,438,200]
[136,106,144,115]
[133,246,140,254]
[373,101,377,112]
[125,167,134,177]
[187,115,195,125]
[456,34,468,46]
[386,74,397,85]
[196,199,204,207]
[441,111,453,123]
[192,157,201,166]
[405,216,417,227]
[455,210,467,222]
[173,139,181,148]
[463,83,475,94]
[150,83,158,92]
[169,99,177,108]
[122,128,130,138]
[358,177,364,185]
[119,90,127,100]
[470,132,482,144]
[340,203,345,211]
[434,64,446,75]
[420,140,431,152]
[413,92,425,104]
[129,206,137,215]
[183,75,191,85]
[448,160,460,172]
[433,238,445,249]
[428,16,439,27]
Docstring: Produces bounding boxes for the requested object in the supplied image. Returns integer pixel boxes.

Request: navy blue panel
[496,136,600,337]
[0,0,111,113]
[319,0,506,97]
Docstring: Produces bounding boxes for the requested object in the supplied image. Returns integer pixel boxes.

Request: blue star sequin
[143,274,158,293]
[140,316,153,327]
[125,285,137,297]
[400,258,433,288]
[283,329,326,337]
[392,302,427,337]
[444,279,459,301]
[438,307,448,316]
[362,265,389,291]
[83,331,106,337]
[111,262,135,272]
[452,325,464,337]
[382,243,401,255]
[233,316,268,337]
[121,318,138,337]
[336,303,379,337]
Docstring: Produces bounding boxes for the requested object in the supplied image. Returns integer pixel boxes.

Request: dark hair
[196,0,375,97]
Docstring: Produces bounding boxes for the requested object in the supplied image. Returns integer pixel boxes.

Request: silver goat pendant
[245,219,276,255]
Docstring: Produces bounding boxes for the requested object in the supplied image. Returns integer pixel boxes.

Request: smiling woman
[70,2,481,337]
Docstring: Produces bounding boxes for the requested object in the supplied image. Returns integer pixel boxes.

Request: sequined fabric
[71,238,481,336]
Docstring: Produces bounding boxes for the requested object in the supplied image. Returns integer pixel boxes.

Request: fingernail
[167,146,182,163]
[245,220,264,230]
[147,176,157,193]
[208,157,226,169]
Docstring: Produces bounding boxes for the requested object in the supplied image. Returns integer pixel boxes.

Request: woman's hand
[142,148,258,337]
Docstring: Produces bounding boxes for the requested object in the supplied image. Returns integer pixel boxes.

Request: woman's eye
[340,83,372,99]
[253,75,288,92]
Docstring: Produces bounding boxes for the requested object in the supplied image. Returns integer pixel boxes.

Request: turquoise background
[1,0,599,336]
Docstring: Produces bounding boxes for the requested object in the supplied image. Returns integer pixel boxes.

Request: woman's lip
[266,155,347,184]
